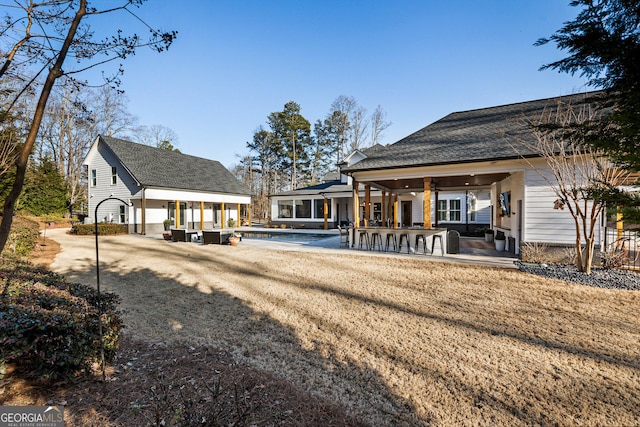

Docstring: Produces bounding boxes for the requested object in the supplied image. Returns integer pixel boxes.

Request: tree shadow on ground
[43,232,640,426]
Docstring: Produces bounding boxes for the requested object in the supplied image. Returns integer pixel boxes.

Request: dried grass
[40,231,640,426]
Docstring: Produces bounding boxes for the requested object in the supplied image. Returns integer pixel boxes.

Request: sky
[88,0,588,168]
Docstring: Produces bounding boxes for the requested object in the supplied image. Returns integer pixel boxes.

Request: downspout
[141,187,146,235]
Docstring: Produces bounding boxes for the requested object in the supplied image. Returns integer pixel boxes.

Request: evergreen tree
[267,101,312,190]
[537,0,640,170]
[19,157,68,216]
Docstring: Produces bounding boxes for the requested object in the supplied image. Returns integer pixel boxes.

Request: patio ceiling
[366,172,511,192]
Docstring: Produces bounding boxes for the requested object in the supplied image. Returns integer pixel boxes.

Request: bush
[0,260,122,381]
[520,242,550,263]
[1,216,40,259]
[227,218,236,228]
[600,248,627,269]
[71,223,128,235]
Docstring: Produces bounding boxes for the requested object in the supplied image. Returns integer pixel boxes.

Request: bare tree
[93,86,138,137]
[349,104,368,152]
[134,124,179,149]
[0,0,176,253]
[521,99,630,274]
[38,87,93,216]
[370,105,391,146]
[330,95,371,155]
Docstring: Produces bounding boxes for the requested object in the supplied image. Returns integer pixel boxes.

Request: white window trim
[437,197,463,223]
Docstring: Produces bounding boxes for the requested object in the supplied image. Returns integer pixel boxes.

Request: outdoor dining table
[354,226,448,254]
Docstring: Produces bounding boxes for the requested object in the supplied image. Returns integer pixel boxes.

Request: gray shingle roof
[342,92,602,172]
[273,180,352,197]
[100,136,252,196]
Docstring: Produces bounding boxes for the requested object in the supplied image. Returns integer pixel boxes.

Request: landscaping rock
[515,261,640,291]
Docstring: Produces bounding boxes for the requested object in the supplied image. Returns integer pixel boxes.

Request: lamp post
[94,196,131,381]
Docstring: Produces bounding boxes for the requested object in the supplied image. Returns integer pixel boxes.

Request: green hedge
[72,223,128,236]
[0,260,122,381]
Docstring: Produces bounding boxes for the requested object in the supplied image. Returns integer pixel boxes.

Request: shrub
[1,216,40,259]
[227,218,236,228]
[71,223,128,235]
[0,260,122,381]
[520,242,550,263]
[600,248,627,269]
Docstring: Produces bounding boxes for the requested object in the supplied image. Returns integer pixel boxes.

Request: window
[119,205,126,223]
[437,200,447,222]
[468,192,477,222]
[314,199,331,219]
[111,166,117,185]
[295,200,311,218]
[278,200,293,218]
[168,202,186,227]
[449,199,461,221]
[438,198,462,222]
[91,169,97,187]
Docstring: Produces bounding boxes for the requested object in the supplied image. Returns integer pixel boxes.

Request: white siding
[86,142,138,224]
[473,189,491,224]
[524,168,601,245]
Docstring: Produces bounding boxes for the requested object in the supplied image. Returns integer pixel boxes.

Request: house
[83,136,252,234]
[339,92,612,254]
[269,145,387,229]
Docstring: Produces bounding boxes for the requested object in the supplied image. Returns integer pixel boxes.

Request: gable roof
[342,92,603,173]
[98,136,252,196]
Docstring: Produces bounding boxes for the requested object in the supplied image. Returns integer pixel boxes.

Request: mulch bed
[1,336,365,426]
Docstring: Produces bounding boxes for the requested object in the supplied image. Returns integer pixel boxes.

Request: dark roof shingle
[100,136,252,196]
[342,92,603,172]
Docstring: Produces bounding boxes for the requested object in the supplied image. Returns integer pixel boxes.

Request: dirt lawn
[36,229,640,425]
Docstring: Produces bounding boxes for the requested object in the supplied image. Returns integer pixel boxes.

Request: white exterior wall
[86,143,138,224]
[523,167,601,245]
[473,189,491,224]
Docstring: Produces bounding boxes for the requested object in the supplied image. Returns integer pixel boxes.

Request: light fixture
[465,182,469,186]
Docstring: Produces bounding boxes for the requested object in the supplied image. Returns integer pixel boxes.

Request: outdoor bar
[353,226,448,255]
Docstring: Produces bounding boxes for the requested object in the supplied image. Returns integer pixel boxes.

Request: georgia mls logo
[0,405,64,427]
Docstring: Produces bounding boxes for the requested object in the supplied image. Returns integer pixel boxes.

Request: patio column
[323,197,328,230]
[381,190,386,226]
[221,202,225,229]
[364,184,371,226]
[617,209,623,239]
[141,194,146,235]
[175,200,180,229]
[200,201,205,230]
[236,203,241,227]
[248,204,252,227]
[423,177,432,228]
[393,195,398,229]
[353,179,360,227]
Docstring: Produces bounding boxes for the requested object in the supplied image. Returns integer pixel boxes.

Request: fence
[603,227,640,270]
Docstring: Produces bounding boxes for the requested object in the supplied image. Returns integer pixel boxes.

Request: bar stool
[384,232,397,252]
[358,230,370,250]
[370,232,383,251]
[397,233,410,253]
[430,234,444,256]
[415,233,427,254]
